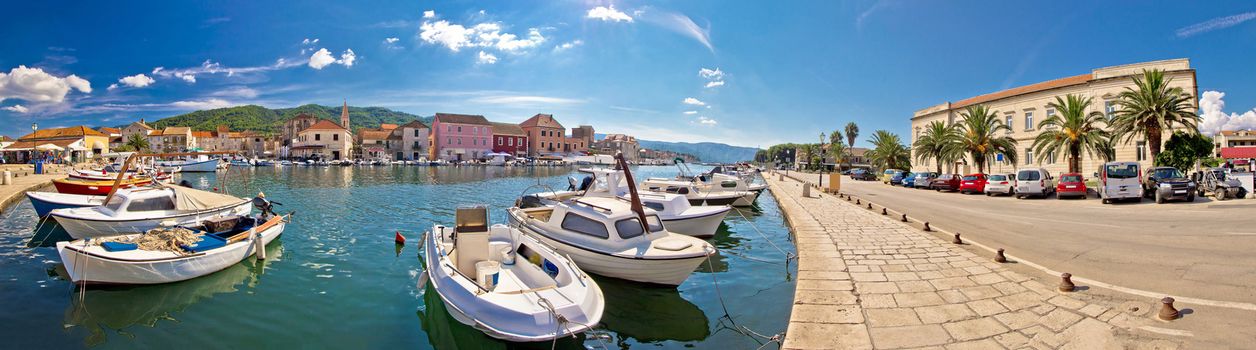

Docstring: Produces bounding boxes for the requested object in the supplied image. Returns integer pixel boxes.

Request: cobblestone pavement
[765,172,1183,350]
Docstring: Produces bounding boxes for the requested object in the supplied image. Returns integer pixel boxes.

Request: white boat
[424,206,604,342]
[507,197,715,286]
[50,186,252,240]
[26,192,105,217]
[158,156,219,172]
[532,168,731,238]
[640,178,757,207]
[56,214,288,285]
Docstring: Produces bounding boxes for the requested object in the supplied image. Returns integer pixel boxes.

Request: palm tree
[912,120,961,174]
[956,105,1018,173]
[844,122,859,149]
[828,141,848,170]
[124,133,150,152]
[867,130,910,171]
[1109,69,1198,161]
[1030,94,1111,173]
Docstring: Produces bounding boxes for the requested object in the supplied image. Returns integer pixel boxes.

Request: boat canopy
[168,186,246,210]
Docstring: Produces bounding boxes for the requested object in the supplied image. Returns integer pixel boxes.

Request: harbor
[0,164,797,349]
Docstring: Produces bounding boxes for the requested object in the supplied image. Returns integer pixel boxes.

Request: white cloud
[302,38,319,45]
[151,58,302,83]
[383,37,403,50]
[1176,12,1256,38]
[118,73,155,88]
[643,12,712,51]
[107,84,118,90]
[1199,90,1256,136]
[553,40,583,52]
[469,95,583,105]
[309,48,336,69]
[476,51,498,64]
[587,5,634,22]
[211,86,260,99]
[339,49,357,67]
[705,80,725,88]
[3,104,29,113]
[682,97,705,106]
[423,10,436,19]
[420,20,476,52]
[697,116,717,125]
[171,98,234,110]
[176,72,197,83]
[0,65,92,103]
[385,37,400,44]
[698,68,724,80]
[683,110,698,115]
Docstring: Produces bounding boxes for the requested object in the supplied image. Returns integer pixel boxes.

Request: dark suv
[1143,166,1195,203]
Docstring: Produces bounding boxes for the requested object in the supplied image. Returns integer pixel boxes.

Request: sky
[2,1,1256,148]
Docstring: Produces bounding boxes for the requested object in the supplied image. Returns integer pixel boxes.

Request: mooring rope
[731,207,796,263]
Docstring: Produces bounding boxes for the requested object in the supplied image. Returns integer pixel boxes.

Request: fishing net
[100,227,204,255]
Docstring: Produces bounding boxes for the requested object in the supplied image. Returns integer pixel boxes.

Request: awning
[36,143,65,151]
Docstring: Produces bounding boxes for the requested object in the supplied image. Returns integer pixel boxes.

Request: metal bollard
[901,213,908,222]
[1059,273,1075,292]
[924,222,931,232]
[1158,297,1180,321]
[855,199,860,205]
[866,202,872,209]
[2,170,9,185]
[994,248,1007,263]
[881,208,888,215]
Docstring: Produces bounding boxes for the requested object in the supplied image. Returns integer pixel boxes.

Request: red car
[1056,173,1087,199]
[930,174,962,192]
[958,174,988,194]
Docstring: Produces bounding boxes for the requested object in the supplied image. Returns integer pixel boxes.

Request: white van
[1095,161,1143,204]
[1015,168,1055,199]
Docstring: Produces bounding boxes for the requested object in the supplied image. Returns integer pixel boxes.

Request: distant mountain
[146,104,430,134]
[594,134,759,163]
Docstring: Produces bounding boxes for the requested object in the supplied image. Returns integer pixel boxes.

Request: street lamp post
[819,132,826,188]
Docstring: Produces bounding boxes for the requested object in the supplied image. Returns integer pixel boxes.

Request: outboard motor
[517,195,545,209]
[567,176,579,191]
[252,192,281,219]
[578,176,594,191]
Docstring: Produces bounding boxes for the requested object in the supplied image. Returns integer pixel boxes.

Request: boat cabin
[514,197,671,254]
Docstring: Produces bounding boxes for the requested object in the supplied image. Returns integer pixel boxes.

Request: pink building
[430,113,493,161]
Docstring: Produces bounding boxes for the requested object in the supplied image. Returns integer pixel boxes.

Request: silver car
[913,172,937,189]
[984,173,1016,196]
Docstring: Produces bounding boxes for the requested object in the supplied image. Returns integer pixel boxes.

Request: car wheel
[986,192,991,196]
[1187,193,1195,202]
[1155,191,1164,204]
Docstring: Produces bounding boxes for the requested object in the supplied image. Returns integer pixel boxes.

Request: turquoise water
[0,165,797,349]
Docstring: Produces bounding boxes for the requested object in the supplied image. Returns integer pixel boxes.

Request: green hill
[146,104,429,134]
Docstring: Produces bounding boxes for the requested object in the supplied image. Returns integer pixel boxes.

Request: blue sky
[2,1,1255,147]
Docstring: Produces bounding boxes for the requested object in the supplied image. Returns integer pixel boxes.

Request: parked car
[1192,167,1247,200]
[1143,166,1195,203]
[914,172,938,189]
[881,169,903,184]
[890,171,909,186]
[1095,161,1143,204]
[984,173,1016,196]
[958,174,988,194]
[931,174,962,192]
[1055,173,1087,199]
[1015,168,1056,199]
[850,168,877,181]
[902,172,919,188]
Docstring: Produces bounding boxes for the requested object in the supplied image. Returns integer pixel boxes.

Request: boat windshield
[104,195,125,212]
[614,215,665,239]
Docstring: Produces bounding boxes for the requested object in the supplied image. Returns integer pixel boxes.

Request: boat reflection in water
[596,277,710,344]
[417,283,588,350]
[60,242,284,347]
[26,219,72,248]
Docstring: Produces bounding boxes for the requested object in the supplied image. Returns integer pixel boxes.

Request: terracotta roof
[379,123,398,130]
[1220,147,1256,159]
[302,119,349,132]
[17,126,106,140]
[147,130,161,136]
[1218,130,1255,136]
[191,131,214,138]
[161,127,191,135]
[489,122,526,136]
[399,120,429,129]
[128,121,154,130]
[520,113,563,129]
[98,127,122,135]
[434,113,491,125]
[5,138,83,150]
[952,74,1092,109]
[358,129,392,140]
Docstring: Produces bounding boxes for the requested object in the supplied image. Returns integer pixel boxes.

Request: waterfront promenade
[766,172,1183,349]
[0,164,69,213]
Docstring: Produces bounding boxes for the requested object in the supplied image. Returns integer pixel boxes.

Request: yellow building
[3,126,110,163]
[910,59,1198,176]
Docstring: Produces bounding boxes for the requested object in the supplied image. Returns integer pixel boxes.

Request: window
[508,138,513,146]
[457,138,462,145]
[1105,101,1116,118]
[315,134,321,141]
[1045,109,1056,127]
[1005,115,1013,132]
[457,126,462,132]
[1046,150,1055,164]
[1136,141,1146,161]
[1024,112,1034,131]
[498,138,503,146]
[561,213,609,238]
[333,134,339,141]
[1025,148,1034,165]
[127,197,176,212]
[414,129,420,137]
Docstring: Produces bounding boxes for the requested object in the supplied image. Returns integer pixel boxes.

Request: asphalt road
[785,171,1256,304]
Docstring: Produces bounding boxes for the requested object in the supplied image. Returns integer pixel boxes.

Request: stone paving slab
[767,172,1179,349]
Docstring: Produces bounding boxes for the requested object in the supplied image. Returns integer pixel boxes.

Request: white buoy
[252,229,266,260]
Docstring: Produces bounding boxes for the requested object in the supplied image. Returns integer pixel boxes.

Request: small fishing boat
[640,179,756,207]
[530,168,731,238]
[68,169,172,183]
[507,154,715,286]
[51,186,252,239]
[26,192,104,217]
[56,213,289,285]
[158,156,220,172]
[424,206,604,342]
[52,177,153,196]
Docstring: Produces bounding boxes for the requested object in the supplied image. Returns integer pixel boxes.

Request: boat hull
[509,215,706,286]
[53,202,252,239]
[26,192,104,217]
[662,210,728,238]
[53,178,152,196]
[56,219,284,284]
[164,159,219,172]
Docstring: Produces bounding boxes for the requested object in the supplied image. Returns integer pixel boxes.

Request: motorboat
[424,206,604,342]
[529,168,731,238]
[56,212,289,285]
[50,186,252,239]
[158,155,220,172]
[26,192,104,217]
[694,171,767,194]
[640,179,757,207]
[53,177,153,196]
[68,168,172,183]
